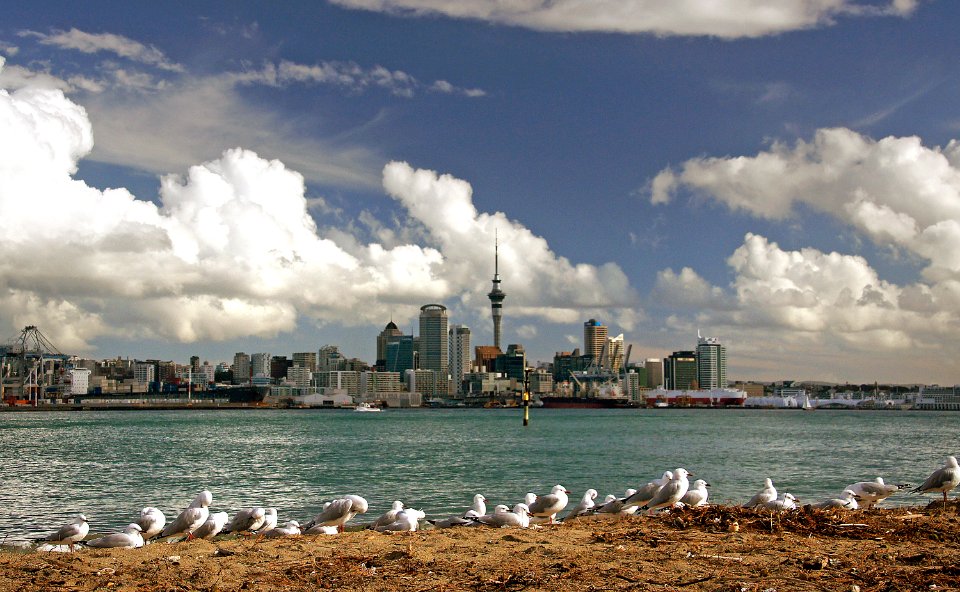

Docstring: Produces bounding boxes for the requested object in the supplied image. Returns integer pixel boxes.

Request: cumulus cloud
[23,28,183,72]
[651,128,960,282]
[329,0,917,38]
[0,68,635,352]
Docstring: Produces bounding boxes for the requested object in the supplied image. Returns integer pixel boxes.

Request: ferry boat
[354,401,382,413]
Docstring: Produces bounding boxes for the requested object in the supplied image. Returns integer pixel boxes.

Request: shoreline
[2,503,957,591]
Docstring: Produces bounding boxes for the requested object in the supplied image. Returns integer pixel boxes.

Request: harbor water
[1,407,957,543]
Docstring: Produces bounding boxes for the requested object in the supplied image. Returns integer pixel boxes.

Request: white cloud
[0,57,71,91]
[24,28,183,72]
[329,0,917,38]
[0,70,636,352]
[651,128,960,282]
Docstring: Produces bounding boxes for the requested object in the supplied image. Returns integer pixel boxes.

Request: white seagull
[136,507,166,540]
[304,495,369,533]
[527,485,569,524]
[193,511,229,540]
[912,456,960,507]
[812,489,860,510]
[679,480,710,507]
[622,471,673,511]
[86,523,144,549]
[743,479,778,509]
[161,490,212,540]
[595,489,637,514]
[374,509,426,532]
[645,468,692,515]
[262,520,302,538]
[257,508,278,533]
[473,504,530,528]
[40,514,89,552]
[564,489,598,520]
[224,507,266,534]
[845,477,908,509]
[463,494,487,518]
[370,501,405,530]
[763,493,798,511]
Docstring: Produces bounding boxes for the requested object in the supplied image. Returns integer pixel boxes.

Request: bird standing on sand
[40,514,89,552]
[375,508,425,532]
[223,507,266,534]
[743,478,778,509]
[304,495,368,533]
[464,494,487,518]
[160,490,212,540]
[645,468,692,514]
[680,480,710,507]
[192,511,229,540]
[527,484,569,524]
[845,477,908,509]
[136,507,166,540]
[565,489,598,520]
[621,471,672,511]
[370,501,405,530]
[911,456,960,507]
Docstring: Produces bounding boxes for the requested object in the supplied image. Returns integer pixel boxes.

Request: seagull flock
[37,455,960,552]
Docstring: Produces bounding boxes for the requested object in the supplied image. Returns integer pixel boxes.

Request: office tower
[664,351,698,390]
[292,351,317,373]
[232,352,251,385]
[251,352,271,378]
[645,358,663,388]
[134,362,155,385]
[487,235,506,350]
[270,356,292,380]
[607,334,625,372]
[448,325,471,396]
[495,343,526,381]
[318,345,344,372]
[419,304,448,376]
[696,332,727,389]
[189,355,200,374]
[376,321,405,368]
[583,319,608,367]
[386,335,417,373]
[474,345,500,373]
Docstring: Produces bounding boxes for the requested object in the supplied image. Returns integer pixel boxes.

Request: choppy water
[1,408,957,543]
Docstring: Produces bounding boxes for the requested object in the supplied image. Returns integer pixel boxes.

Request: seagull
[262,520,302,538]
[564,489,598,520]
[40,514,89,552]
[370,501,405,530]
[136,507,166,540]
[645,468,692,514]
[426,515,475,528]
[912,456,960,507]
[304,495,368,533]
[595,490,637,514]
[472,504,530,528]
[86,523,144,549]
[811,489,860,510]
[257,508,278,534]
[374,509,425,532]
[304,524,339,535]
[223,507,266,534]
[621,471,673,511]
[527,484,569,524]
[743,478,778,509]
[193,512,229,540]
[680,480,710,507]
[763,493,798,511]
[161,490,212,540]
[845,477,908,509]
[463,494,487,518]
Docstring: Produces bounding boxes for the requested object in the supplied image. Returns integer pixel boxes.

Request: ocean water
[1,407,957,543]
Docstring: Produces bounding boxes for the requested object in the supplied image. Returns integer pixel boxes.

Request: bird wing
[162,507,203,537]
[527,493,560,515]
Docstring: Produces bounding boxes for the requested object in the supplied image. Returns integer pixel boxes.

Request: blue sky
[3,0,960,384]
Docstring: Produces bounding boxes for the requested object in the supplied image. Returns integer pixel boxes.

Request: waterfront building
[528,369,554,394]
[495,343,526,382]
[487,235,506,350]
[664,351,698,390]
[251,352,271,379]
[418,304,448,378]
[916,385,960,410]
[286,366,312,388]
[552,349,590,382]
[318,346,345,372]
[360,371,403,397]
[624,370,642,402]
[474,345,501,373]
[696,333,727,389]
[134,362,155,385]
[376,321,405,369]
[385,335,417,374]
[232,352,251,385]
[608,334,625,372]
[292,351,318,373]
[68,368,90,395]
[270,356,292,380]
[645,358,664,388]
[583,319,608,368]
[448,325,471,396]
[405,368,442,398]
[200,362,216,384]
[314,370,360,396]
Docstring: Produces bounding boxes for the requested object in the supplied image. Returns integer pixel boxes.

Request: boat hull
[539,396,638,409]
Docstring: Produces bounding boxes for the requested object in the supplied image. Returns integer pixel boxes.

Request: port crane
[0,326,70,406]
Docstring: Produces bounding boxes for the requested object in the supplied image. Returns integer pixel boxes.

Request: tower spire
[487,231,506,351]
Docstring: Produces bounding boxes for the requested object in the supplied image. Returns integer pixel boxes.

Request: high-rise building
[448,325,471,396]
[318,345,344,372]
[474,345,501,373]
[645,358,664,388]
[487,235,506,350]
[583,319,608,367]
[134,362,155,385]
[386,335,417,374]
[189,355,200,374]
[608,334,625,372]
[292,352,317,373]
[664,351,698,390]
[419,304,448,377]
[232,352,251,385]
[251,352,271,378]
[270,356,292,380]
[495,343,526,381]
[376,321,405,368]
[696,333,727,389]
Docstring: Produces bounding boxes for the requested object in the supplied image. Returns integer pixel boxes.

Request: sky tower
[487,233,506,350]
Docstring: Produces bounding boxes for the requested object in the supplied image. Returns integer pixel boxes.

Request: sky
[2,0,960,384]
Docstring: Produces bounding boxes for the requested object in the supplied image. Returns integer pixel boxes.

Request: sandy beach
[3,501,958,591]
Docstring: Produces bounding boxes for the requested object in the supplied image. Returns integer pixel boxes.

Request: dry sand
[3,501,958,591]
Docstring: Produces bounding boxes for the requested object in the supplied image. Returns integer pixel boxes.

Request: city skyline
[3,2,960,384]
